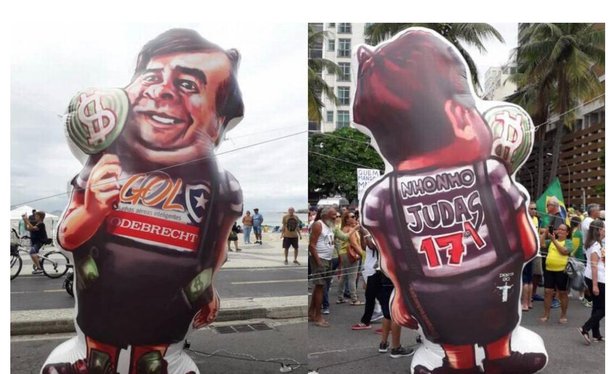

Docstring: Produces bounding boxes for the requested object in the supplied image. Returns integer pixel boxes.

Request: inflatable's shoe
[42,359,88,374]
[482,351,547,374]
[413,359,483,374]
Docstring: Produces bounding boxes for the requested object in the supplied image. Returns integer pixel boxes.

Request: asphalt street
[307,288,605,374]
[11,318,308,374]
[11,266,307,311]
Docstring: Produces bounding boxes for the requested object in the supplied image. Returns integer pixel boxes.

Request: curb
[10,295,307,336]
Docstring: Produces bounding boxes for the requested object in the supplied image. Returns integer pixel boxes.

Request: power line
[531,93,605,132]
[308,151,375,169]
[308,130,372,145]
[11,130,307,208]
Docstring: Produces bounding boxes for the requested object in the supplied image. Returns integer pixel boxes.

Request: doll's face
[124,51,231,164]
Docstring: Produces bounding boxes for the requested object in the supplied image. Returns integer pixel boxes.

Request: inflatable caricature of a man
[355,29,548,374]
[43,29,244,374]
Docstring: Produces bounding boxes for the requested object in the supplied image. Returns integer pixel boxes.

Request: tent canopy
[10,205,59,239]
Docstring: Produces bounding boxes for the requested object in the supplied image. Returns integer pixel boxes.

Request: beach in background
[234,211,308,229]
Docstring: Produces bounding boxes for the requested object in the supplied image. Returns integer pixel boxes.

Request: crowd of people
[230,208,305,266]
[307,201,605,360]
[524,202,605,343]
[307,205,414,358]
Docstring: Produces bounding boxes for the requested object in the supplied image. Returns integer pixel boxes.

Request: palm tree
[509,23,604,191]
[308,24,341,124]
[364,23,505,92]
[506,24,556,197]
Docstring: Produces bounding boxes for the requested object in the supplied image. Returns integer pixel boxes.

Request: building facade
[309,22,367,133]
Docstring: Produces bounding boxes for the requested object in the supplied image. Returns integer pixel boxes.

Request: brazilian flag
[536,178,569,228]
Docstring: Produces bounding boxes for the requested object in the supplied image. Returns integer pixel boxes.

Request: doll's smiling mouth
[142,111,185,125]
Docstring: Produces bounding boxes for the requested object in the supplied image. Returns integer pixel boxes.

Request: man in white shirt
[308,207,338,328]
[582,204,601,242]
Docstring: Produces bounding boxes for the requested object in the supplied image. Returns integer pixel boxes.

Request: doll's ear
[226,48,241,68]
[357,45,373,64]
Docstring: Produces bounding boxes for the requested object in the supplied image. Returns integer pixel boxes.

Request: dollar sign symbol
[77,93,117,146]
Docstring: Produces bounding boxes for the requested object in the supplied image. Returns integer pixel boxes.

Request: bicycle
[10,229,70,280]
[63,264,74,297]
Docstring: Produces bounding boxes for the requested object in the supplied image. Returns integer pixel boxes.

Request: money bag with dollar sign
[65,88,129,158]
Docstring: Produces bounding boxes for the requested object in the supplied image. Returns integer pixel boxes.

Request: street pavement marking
[230,279,305,285]
[11,333,75,342]
[11,289,64,294]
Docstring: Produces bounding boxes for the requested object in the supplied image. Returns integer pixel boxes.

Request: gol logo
[120,172,184,211]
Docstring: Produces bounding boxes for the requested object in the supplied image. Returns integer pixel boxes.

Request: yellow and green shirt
[545,239,572,271]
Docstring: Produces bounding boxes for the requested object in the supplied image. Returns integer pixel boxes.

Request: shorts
[532,256,543,276]
[29,242,42,255]
[310,258,332,286]
[253,225,262,234]
[544,269,569,291]
[283,237,298,249]
[522,261,533,284]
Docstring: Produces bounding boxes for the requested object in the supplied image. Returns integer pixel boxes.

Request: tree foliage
[507,23,604,194]
[308,24,341,123]
[309,127,384,202]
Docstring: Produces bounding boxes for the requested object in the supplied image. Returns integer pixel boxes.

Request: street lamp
[548,153,571,207]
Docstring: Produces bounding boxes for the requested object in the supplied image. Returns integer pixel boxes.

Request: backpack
[565,257,586,291]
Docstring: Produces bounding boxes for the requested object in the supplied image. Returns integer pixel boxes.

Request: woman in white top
[578,219,605,344]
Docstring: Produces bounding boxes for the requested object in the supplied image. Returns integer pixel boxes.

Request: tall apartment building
[482,64,517,101]
[309,22,367,133]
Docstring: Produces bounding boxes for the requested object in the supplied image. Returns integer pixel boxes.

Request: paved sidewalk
[11,232,309,335]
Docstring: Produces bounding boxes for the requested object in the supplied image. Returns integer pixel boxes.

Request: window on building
[328,23,335,28]
[326,110,334,123]
[338,23,352,34]
[337,110,350,128]
[337,87,350,106]
[338,62,350,82]
[338,39,351,57]
[309,120,320,132]
[327,39,335,52]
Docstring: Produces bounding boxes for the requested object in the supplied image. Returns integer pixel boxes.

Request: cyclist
[22,211,48,274]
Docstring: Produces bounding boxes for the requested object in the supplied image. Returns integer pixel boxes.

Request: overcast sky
[463,23,518,87]
[9,22,518,215]
[10,22,308,214]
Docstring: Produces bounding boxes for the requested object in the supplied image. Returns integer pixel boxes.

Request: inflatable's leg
[130,345,169,374]
[41,336,87,374]
[412,344,482,373]
[481,332,547,374]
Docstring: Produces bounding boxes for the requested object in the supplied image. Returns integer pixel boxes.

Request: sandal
[336,299,346,304]
[314,320,330,328]
[559,318,568,324]
[351,300,365,306]
[539,316,549,323]
[578,327,591,345]
[351,323,371,330]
